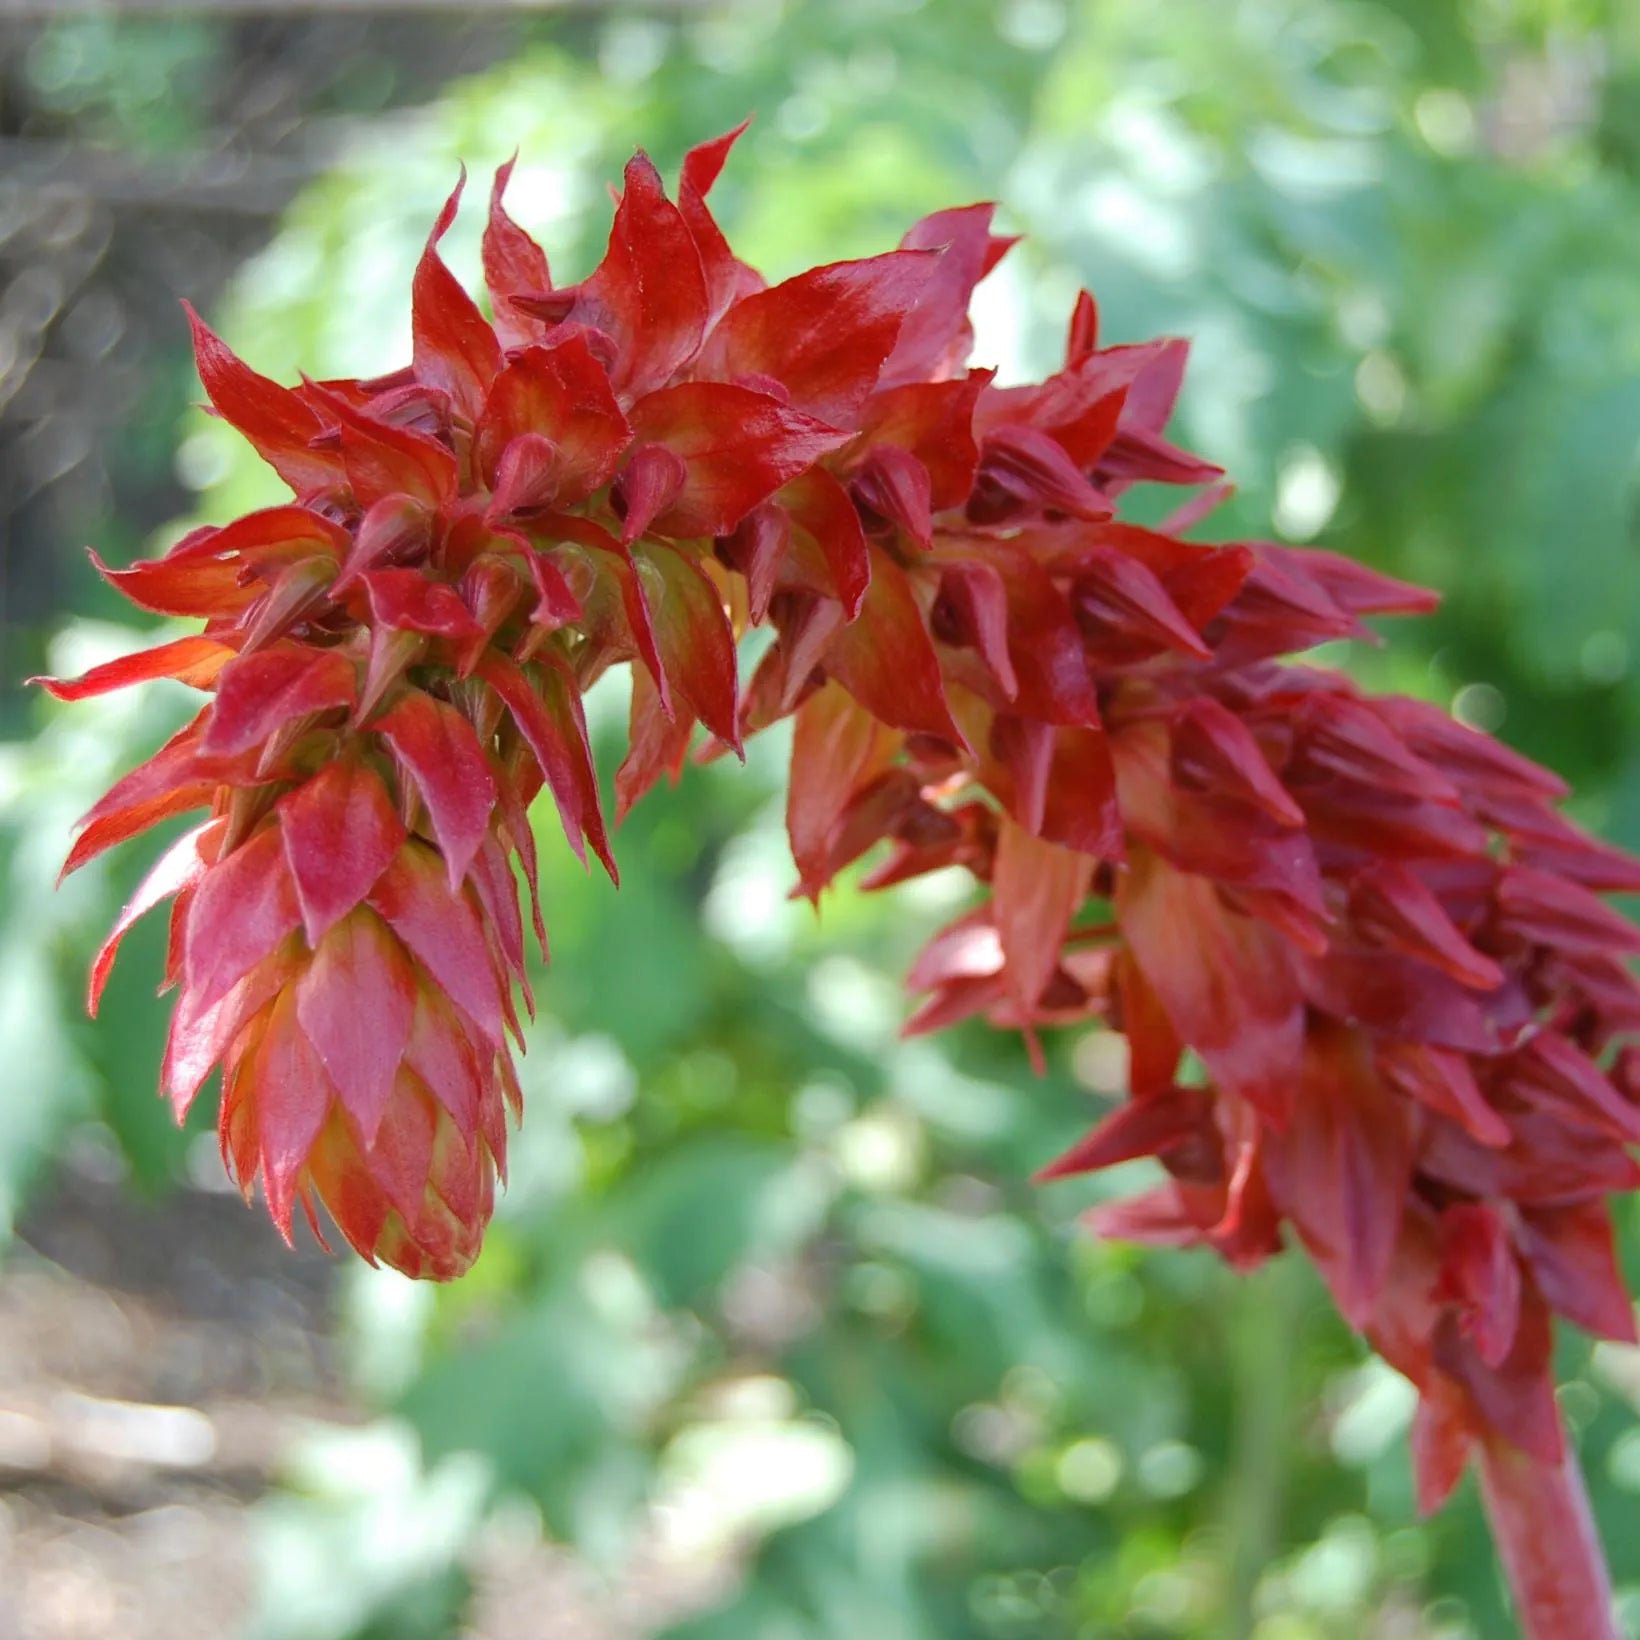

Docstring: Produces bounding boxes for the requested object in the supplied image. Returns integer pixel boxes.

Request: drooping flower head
[44,125,1638,1636]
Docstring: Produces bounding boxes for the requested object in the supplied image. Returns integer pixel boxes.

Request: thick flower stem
[1477,1429,1619,1640]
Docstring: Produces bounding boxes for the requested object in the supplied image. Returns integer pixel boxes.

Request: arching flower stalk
[41,125,1637,1639]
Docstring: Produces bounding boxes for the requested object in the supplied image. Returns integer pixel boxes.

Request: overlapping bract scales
[47,125,1638,1634]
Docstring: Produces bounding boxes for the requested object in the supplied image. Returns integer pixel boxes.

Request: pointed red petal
[1036,1084,1214,1182]
[1035,727,1124,858]
[1064,290,1100,363]
[1294,693,1458,802]
[88,820,220,1015]
[1497,867,1640,958]
[857,371,990,510]
[1410,1381,1474,1516]
[1507,1032,1640,1144]
[1375,695,1569,798]
[1264,543,1439,618]
[374,690,497,890]
[204,644,356,757]
[483,156,553,349]
[615,663,694,823]
[405,991,489,1138]
[357,568,483,642]
[367,843,504,1047]
[184,827,302,1015]
[295,909,416,1145]
[627,382,849,538]
[681,120,751,198]
[701,250,937,427]
[1435,1203,1522,1367]
[1170,698,1303,826]
[782,467,871,620]
[474,334,631,505]
[1513,1201,1638,1343]
[631,541,740,750]
[65,778,221,879]
[787,680,899,900]
[880,203,998,388]
[992,816,1094,1017]
[1073,545,1212,659]
[616,443,688,544]
[278,760,406,946]
[475,651,615,881]
[35,635,236,702]
[979,425,1113,521]
[1376,1040,1510,1147]
[184,303,341,495]
[1349,861,1504,990]
[852,444,934,550]
[305,384,458,512]
[88,547,256,619]
[1263,1023,1416,1324]
[246,991,336,1237]
[826,543,963,744]
[1118,848,1304,1127]
[573,151,708,399]
[412,172,503,420]
[937,561,1017,698]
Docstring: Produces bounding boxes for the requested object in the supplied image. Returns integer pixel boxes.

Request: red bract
[45,125,1637,1638]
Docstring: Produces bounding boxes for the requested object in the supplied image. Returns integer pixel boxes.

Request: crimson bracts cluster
[43,125,1637,1635]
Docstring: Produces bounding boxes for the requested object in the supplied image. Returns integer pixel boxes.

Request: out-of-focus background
[2,1,1639,1635]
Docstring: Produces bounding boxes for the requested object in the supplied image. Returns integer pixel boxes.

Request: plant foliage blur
[5,1,1640,1636]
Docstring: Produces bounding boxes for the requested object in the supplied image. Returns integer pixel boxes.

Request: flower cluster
[45,126,1637,1635]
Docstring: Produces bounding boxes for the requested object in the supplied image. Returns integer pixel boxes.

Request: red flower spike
[57,133,1640,1637]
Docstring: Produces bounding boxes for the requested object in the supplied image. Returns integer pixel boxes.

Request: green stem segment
[1222,1260,1304,1640]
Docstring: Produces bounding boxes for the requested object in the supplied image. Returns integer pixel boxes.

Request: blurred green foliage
[6,1,1640,1637]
